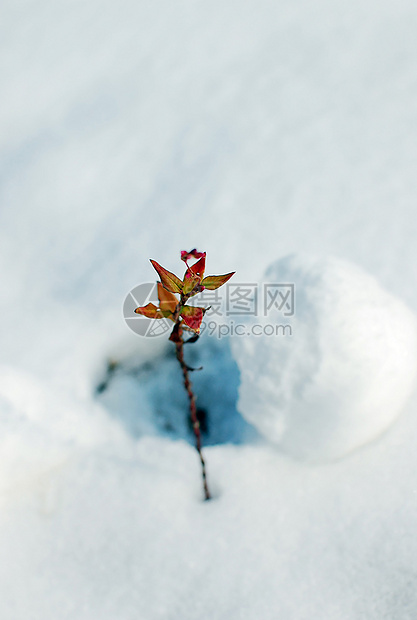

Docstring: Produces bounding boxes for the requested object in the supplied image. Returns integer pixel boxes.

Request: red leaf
[181,249,205,262]
[201,272,235,290]
[180,305,205,332]
[134,303,164,319]
[189,253,206,278]
[169,322,182,343]
[150,260,183,294]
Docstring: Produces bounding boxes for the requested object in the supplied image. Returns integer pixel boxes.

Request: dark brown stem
[174,321,210,501]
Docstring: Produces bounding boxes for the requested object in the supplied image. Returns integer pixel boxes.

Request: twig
[174,321,210,501]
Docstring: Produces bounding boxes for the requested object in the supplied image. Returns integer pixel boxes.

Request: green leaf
[182,268,200,295]
[201,272,235,290]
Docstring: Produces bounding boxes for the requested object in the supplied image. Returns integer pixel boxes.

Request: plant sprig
[135,249,235,500]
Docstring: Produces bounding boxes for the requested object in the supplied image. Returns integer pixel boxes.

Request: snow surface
[2,0,417,618]
[232,255,417,460]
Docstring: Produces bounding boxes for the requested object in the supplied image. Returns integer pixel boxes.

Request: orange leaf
[150,260,183,294]
[134,303,164,319]
[157,282,178,314]
[201,272,235,290]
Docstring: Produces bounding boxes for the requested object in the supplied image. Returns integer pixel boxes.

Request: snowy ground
[1,0,417,618]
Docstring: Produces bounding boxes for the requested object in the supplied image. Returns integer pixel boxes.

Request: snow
[1,0,417,618]
[232,255,417,460]
[98,335,255,446]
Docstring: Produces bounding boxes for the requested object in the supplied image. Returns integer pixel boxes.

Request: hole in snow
[95,333,257,447]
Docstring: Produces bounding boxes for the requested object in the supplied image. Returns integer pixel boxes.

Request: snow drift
[232,255,417,460]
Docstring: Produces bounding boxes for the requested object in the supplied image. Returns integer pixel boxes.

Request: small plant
[134,249,235,500]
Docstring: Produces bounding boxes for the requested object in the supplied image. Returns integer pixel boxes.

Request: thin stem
[174,321,210,501]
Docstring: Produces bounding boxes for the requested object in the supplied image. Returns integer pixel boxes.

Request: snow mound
[0,365,129,495]
[231,255,417,461]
